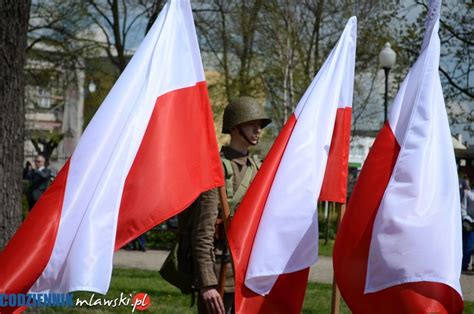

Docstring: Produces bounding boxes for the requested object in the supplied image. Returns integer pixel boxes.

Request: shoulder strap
[250,154,262,170]
[229,166,253,214]
[221,158,234,200]
[221,155,260,216]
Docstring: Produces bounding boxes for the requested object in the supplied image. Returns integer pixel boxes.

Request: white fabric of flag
[244,17,357,296]
[365,0,462,296]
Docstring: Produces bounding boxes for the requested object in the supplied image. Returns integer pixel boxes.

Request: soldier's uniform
[191,97,271,313]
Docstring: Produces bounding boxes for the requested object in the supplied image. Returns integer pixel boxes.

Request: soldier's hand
[200,287,225,314]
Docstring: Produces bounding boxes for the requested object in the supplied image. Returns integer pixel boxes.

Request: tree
[256,0,397,130]
[85,0,158,73]
[30,131,64,164]
[26,1,94,163]
[26,0,166,159]
[194,0,264,101]
[396,0,473,137]
[0,0,31,249]
[140,0,166,35]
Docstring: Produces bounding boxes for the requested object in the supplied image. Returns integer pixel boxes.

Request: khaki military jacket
[191,146,259,293]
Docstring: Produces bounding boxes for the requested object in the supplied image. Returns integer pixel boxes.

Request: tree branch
[439,66,474,98]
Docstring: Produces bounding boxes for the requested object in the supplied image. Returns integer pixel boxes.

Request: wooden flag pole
[324,201,330,245]
[217,185,233,297]
[331,203,346,314]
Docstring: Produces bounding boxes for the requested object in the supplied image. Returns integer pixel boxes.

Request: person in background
[134,234,147,252]
[24,154,52,210]
[22,161,32,179]
[460,175,469,201]
[461,177,474,272]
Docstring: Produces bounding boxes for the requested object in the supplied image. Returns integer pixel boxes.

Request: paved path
[114,250,474,301]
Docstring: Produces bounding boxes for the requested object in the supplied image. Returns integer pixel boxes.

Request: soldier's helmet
[222,96,272,134]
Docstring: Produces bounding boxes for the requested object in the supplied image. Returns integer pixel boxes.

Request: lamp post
[88,80,97,93]
[379,42,396,123]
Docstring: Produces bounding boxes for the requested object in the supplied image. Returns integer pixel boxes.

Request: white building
[24,52,85,173]
[349,130,468,171]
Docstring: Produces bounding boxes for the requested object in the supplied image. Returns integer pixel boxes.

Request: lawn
[26,267,473,313]
[28,268,348,313]
[318,239,335,257]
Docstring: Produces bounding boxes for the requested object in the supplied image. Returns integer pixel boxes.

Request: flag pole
[217,185,233,297]
[331,203,346,314]
[324,201,330,245]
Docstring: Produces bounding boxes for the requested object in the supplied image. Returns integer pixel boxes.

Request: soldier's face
[238,120,262,145]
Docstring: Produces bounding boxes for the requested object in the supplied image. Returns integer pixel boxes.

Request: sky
[82,0,474,145]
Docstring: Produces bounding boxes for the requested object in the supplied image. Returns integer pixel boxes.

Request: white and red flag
[227,17,356,313]
[0,0,223,298]
[333,1,463,313]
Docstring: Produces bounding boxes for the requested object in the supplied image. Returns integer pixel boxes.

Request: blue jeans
[462,230,474,270]
[135,234,146,251]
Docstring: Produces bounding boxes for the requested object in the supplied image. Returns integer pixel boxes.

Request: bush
[318,202,339,242]
[146,224,177,250]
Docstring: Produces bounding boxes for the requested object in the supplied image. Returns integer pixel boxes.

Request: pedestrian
[462,177,474,272]
[190,97,271,314]
[134,234,147,252]
[460,175,469,201]
[24,154,52,210]
[22,161,32,179]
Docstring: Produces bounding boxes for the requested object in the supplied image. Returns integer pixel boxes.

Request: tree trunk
[0,0,31,249]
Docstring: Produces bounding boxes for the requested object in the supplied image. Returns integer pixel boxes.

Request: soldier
[192,96,271,314]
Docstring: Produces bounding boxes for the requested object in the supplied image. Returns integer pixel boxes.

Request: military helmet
[222,96,272,134]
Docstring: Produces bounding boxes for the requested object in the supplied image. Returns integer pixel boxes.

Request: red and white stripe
[0,0,223,297]
[228,17,356,313]
[333,1,463,313]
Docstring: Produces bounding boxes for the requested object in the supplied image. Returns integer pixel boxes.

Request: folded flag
[0,0,223,299]
[227,17,357,314]
[333,1,463,313]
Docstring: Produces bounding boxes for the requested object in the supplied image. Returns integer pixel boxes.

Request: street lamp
[379,42,396,123]
[88,80,97,93]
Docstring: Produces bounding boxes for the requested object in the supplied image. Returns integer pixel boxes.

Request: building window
[37,86,51,109]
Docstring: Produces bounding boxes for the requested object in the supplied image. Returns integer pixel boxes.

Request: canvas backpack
[159,155,260,294]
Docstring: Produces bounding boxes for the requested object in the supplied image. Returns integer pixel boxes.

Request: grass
[27,268,348,313]
[25,267,474,313]
[318,239,335,257]
[28,268,192,313]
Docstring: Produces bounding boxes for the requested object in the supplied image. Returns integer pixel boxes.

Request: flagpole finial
[426,0,441,25]
[421,0,441,51]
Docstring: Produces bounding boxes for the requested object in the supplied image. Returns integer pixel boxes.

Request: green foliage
[28,0,472,141]
[318,202,339,242]
[146,228,177,250]
[30,130,64,144]
[318,239,335,257]
[83,57,120,129]
[29,130,65,163]
[25,67,58,88]
[142,228,334,257]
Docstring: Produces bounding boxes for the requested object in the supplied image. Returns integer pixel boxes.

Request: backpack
[159,207,195,294]
[159,155,260,294]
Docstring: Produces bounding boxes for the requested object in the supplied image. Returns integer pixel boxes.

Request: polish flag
[227,17,356,313]
[0,0,223,299]
[333,1,463,313]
